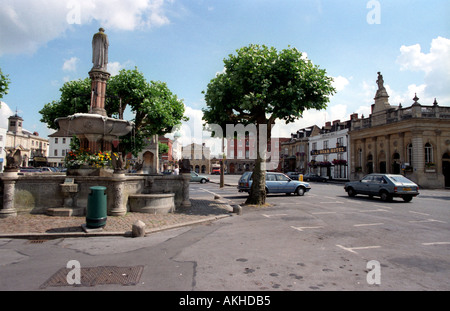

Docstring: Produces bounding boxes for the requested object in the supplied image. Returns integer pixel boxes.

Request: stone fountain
[0,28,190,219]
[56,28,133,170]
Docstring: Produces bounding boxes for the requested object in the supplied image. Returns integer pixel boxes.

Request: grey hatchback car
[344,174,419,202]
[238,171,311,196]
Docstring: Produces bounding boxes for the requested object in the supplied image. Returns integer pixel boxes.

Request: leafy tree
[39,67,187,156]
[0,67,11,104]
[39,78,92,129]
[202,44,335,205]
[158,141,169,156]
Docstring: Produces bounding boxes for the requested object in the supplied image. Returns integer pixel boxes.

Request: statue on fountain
[92,28,109,71]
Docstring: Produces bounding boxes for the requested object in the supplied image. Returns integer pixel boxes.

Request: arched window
[424,143,433,164]
[406,143,413,165]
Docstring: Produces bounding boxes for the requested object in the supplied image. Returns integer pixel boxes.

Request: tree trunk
[245,121,269,205]
[245,152,266,205]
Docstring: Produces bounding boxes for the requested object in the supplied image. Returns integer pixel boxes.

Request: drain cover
[40,265,144,289]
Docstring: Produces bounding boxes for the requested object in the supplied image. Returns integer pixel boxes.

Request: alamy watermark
[367,0,381,24]
[66,0,81,25]
[177,123,281,171]
[66,260,81,285]
[366,260,381,285]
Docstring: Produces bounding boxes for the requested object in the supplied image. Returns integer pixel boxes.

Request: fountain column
[89,69,110,117]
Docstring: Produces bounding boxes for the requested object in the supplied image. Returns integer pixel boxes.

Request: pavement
[0,197,235,240]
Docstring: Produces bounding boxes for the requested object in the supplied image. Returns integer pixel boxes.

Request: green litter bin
[86,186,107,228]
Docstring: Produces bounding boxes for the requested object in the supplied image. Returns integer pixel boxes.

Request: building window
[63,138,66,144]
[323,140,329,149]
[62,150,66,156]
[337,137,344,147]
[54,150,58,156]
[425,143,433,164]
[406,143,413,165]
[312,142,317,151]
[55,138,58,144]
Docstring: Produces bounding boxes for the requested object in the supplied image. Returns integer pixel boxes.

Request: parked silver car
[190,171,210,183]
[238,171,311,196]
[344,174,419,202]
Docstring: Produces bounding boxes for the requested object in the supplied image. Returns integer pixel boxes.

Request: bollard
[232,204,243,215]
[86,186,107,229]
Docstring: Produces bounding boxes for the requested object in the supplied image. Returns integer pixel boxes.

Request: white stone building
[0,127,7,172]
[5,114,48,167]
[48,130,73,168]
[308,119,352,180]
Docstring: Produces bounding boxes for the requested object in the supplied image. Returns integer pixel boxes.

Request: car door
[276,173,294,192]
[367,175,383,195]
[190,171,199,182]
[265,173,279,193]
[356,175,372,194]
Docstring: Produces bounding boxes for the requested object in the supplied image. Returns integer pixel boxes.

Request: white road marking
[312,212,337,215]
[353,223,384,227]
[291,226,323,232]
[374,204,392,209]
[422,242,450,246]
[359,209,390,213]
[319,201,344,204]
[262,214,288,218]
[336,244,381,254]
[409,219,447,224]
[199,188,217,195]
[409,211,430,216]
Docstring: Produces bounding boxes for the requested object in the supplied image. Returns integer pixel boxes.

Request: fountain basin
[128,193,175,214]
[56,113,133,138]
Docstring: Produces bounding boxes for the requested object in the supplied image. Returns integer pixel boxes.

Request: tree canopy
[0,67,11,103]
[39,67,187,156]
[202,44,335,204]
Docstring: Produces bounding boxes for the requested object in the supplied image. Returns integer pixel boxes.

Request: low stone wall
[0,172,191,218]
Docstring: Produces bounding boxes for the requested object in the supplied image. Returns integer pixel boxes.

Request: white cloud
[108,60,135,76]
[0,102,14,128]
[63,57,79,72]
[397,36,450,104]
[332,75,349,92]
[0,0,173,56]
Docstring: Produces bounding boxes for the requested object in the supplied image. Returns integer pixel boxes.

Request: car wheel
[200,178,206,184]
[296,187,305,196]
[380,191,392,202]
[347,187,356,197]
[402,195,413,202]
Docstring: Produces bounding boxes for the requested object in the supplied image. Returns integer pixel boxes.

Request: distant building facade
[281,125,320,174]
[48,130,72,167]
[182,143,211,174]
[309,119,351,180]
[5,114,48,167]
[349,72,450,188]
[0,127,6,172]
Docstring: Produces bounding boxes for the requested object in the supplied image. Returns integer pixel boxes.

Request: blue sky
[1,0,449,147]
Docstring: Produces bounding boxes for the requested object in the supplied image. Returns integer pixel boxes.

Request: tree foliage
[0,67,11,102]
[202,44,335,205]
[39,67,187,156]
